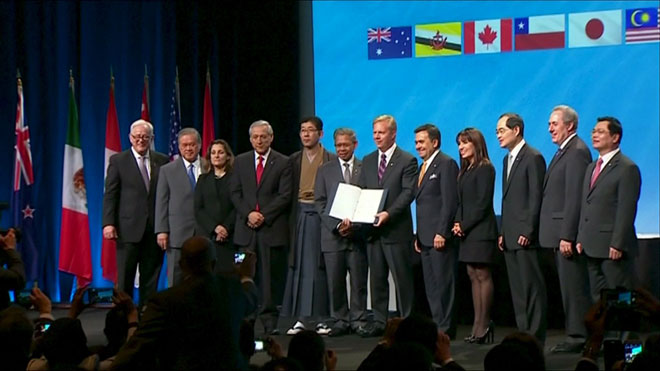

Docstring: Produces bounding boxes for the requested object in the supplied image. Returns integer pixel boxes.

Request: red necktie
[590,158,603,189]
[256,156,264,211]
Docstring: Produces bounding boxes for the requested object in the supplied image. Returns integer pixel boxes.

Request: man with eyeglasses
[281,116,335,336]
[576,117,641,301]
[103,119,169,308]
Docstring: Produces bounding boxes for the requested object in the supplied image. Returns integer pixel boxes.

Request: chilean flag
[515,14,565,51]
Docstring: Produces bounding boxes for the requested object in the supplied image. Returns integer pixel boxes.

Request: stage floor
[43,307,598,370]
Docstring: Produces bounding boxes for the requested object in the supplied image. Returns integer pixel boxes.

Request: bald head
[179,236,216,276]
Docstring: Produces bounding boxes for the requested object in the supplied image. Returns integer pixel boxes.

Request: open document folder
[328,183,387,224]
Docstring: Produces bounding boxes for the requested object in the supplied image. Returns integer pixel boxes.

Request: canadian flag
[464,19,512,54]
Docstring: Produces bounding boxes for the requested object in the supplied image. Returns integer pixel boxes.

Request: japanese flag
[569,10,622,48]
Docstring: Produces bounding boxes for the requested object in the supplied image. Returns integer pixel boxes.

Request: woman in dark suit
[452,128,498,344]
[194,139,236,273]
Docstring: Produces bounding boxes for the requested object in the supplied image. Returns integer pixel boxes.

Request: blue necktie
[187,163,196,189]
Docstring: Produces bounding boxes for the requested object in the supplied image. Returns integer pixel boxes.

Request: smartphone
[234,252,246,264]
[16,289,32,308]
[254,340,264,352]
[624,341,643,363]
[88,288,114,304]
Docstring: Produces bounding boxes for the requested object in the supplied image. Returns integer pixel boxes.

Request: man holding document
[355,114,418,337]
[315,128,368,337]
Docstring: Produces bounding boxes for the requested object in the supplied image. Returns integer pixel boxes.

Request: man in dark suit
[413,124,459,337]
[576,117,641,300]
[282,116,334,335]
[315,127,368,337]
[539,105,593,353]
[496,113,547,342]
[155,128,203,287]
[357,114,417,337]
[103,119,168,306]
[112,236,258,371]
[230,120,292,335]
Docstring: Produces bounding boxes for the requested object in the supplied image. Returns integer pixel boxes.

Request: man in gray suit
[413,124,459,338]
[496,113,547,342]
[230,120,292,335]
[155,127,202,287]
[314,128,368,337]
[357,114,417,338]
[539,105,592,353]
[103,119,168,307]
[577,117,641,300]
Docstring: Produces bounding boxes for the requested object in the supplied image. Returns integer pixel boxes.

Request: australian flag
[368,26,413,60]
[168,77,182,160]
[11,76,38,283]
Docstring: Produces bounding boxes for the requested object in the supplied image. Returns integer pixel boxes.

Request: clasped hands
[247,211,264,229]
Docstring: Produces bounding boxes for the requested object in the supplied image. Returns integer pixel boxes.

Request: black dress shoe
[551,341,585,353]
[357,324,385,338]
[329,326,351,337]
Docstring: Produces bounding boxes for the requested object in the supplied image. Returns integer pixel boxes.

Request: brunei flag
[415,22,462,57]
[58,72,92,287]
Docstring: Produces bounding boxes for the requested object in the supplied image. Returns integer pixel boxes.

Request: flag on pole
[168,70,182,160]
[141,67,150,121]
[101,72,121,283]
[202,65,215,156]
[11,70,39,282]
[58,71,92,287]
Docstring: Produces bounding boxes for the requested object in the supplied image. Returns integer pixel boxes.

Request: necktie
[256,156,264,185]
[590,158,603,189]
[378,153,387,183]
[418,161,427,187]
[507,154,514,180]
[343,162,351,184]
[138,156,150,191]
[187,163,196,189]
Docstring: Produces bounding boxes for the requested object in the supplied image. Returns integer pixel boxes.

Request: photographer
[1,228,26,310]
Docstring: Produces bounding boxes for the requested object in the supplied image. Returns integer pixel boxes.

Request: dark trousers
[420,241,458,335]
[323,248,368,330]
[116,227,163,308]
[504,248,548,342]
[586,256,633,303]
[367,238,414,326]
[554,248,591,339]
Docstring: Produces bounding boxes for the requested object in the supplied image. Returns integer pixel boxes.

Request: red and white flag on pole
[202,66,215,156]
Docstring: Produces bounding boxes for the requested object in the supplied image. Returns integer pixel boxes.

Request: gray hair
[178,127,201,143]
[249,120,273,136]
[552,105,579,131]
[130,119,154,136]
[333,127,357,143]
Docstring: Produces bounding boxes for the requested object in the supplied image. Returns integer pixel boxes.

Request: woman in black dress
[452,128,498,344]
[194,139,236,273]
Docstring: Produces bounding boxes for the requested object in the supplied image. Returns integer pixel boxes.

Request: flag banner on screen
[101,75,121,283]
[168,75,182,160]
[11,74,39,283]
[415,22,462,57]
[625,7,660,44]
[514,14,565,51]
[202,68,215,157]
[367,26,412,60]
[58,74,92,287]
[464,18,512,54]
[568,10,622,48]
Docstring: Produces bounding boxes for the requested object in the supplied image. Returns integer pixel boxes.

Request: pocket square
[429,174,438,179]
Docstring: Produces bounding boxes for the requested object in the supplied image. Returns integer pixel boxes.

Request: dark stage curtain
[0,1,301,300]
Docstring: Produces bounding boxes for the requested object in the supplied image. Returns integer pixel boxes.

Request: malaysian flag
[12,72,39,282]
[625,7,660,43]
[368,26,413,60]
[168,72,182,160]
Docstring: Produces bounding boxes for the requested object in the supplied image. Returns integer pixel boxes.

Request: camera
[601,288,641,331]
[624,341,643,364]
[234,252,246,264]
[16,289,32,308]
[85,288,114,305]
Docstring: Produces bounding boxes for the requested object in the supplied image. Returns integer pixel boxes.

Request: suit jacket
[112,272,257,371]
[577,151,641,258]
[194,172,236,242]
[314,157,365,252]
[359,146,417,243]
[230,150,292,247]
[539,136,592,247]
[415,151,459,245]
[102,149,169,242]
[501,143,546,250]
[455,163,498,241]
[155,157,200,247]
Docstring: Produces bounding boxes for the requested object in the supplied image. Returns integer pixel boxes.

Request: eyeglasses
[131,134,152,141]
[300,129,319,135]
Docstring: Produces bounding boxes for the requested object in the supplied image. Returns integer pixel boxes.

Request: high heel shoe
[472,322,495,344]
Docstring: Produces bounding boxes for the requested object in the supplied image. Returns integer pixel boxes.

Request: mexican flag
[58,74,92,287]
